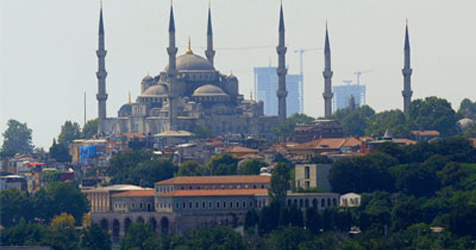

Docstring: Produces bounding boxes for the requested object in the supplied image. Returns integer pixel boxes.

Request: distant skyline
[1,0,476,148]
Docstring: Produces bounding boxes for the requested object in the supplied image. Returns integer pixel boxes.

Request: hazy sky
[1,0,476,149]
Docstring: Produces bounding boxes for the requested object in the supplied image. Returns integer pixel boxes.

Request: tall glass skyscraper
[254,66,302,117]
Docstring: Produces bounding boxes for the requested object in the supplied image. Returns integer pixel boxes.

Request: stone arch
[100,218,109,232]
[160,217,169,234]
[124,218,132,234]
[112,220,120,243]
[299,199,304,208]
[287,199,292,207]
[312,198,318,208]
[333,198,337,206]
[148,218,157,232]
[305,199,309,208]
[137,217,145,224]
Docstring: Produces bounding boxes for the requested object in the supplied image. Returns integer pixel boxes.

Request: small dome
[193,85,228,96]
[165,54,214,71]
[457,118,474,131]
[142,84,169,96]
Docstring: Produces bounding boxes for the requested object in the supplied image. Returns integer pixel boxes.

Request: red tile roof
[411,130,440,136]
[112,190,154,197]
[159,189,268,197]
[224,146,258,154]
[394,138,417,145]
[155,175,271,185]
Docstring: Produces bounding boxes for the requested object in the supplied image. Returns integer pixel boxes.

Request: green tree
[80,224,111,250]
[82,119,98,139]
[332,105,375,136]
[45,213,79,250]
[58,121,82,145]
[239,159,268,175]
[49,139,71,163]
[329,152,397,193]
[0,188,32,226]
[391,163,441,197]
[267,227,314,250]
[187,227,246,250]
[408,96,457,136]
[39,182,90,225]
[1,119,34,157]
[120,222,160,250]
[131,159,178,187]
[274,113,315,138]
[366,109,411,138]
[107,150,155,184]
[269,163,291,205]
[0,218,48,246]
[457,98,476,119]
[207,153,239,176]
[438,162,468,187]
[305,207,323,234]
[177,160,206,176]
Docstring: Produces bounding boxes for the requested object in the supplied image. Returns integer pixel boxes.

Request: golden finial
[128,92,132,104]
[100,0,103,9]
[406,18,408,26]
[229,70,234,77]
[185,37,193,54]
[146,71,150,77]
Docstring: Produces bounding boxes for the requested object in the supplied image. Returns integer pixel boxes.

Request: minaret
[322,23,333,118]
[96,4,108,135]
[276,3,288,122]
[167,4,178,130]
[205,4,215,66]
[402,21,413,114]
[349,95,356,111]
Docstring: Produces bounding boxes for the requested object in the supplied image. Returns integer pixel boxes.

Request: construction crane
[354,69,373,85]
[293,47,322,114]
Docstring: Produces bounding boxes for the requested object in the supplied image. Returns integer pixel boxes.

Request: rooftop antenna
[83,92,87,127]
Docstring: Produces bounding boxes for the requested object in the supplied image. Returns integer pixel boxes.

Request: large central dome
[164,53,215,71]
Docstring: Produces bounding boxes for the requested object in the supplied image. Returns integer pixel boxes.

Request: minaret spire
[276,2,288,122]
[205,2,215,66]
[167,3,178,130]
[322,22,333,118]
[96,3,108,135]
[402,20,413,114]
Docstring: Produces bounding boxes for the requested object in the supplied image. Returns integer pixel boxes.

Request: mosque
[95,5,280,138]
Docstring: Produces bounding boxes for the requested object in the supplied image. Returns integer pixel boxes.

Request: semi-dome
[142,84,169,96]
[193,85,228,96]
[165,53,215,71]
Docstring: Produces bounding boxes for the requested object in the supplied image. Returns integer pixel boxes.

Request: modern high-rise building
[254,66,301,117]
[332,82,366,112]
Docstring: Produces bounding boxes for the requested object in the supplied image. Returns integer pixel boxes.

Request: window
[250,201,253,208]
[305,181,310,189]
[183,202,186,209]
[196,202,199,209]
[230,202,233,208]
[243,201,247,208]
[131,202,135,209]
[202,202,206,209]
[140,202,143,209]
[305,166,310,179]
[209,202,213,208]
[223,202,227,208]
[236,201,240,208]
[216,202,220,208]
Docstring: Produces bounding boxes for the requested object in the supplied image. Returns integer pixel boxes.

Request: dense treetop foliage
[1,119,34,158]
